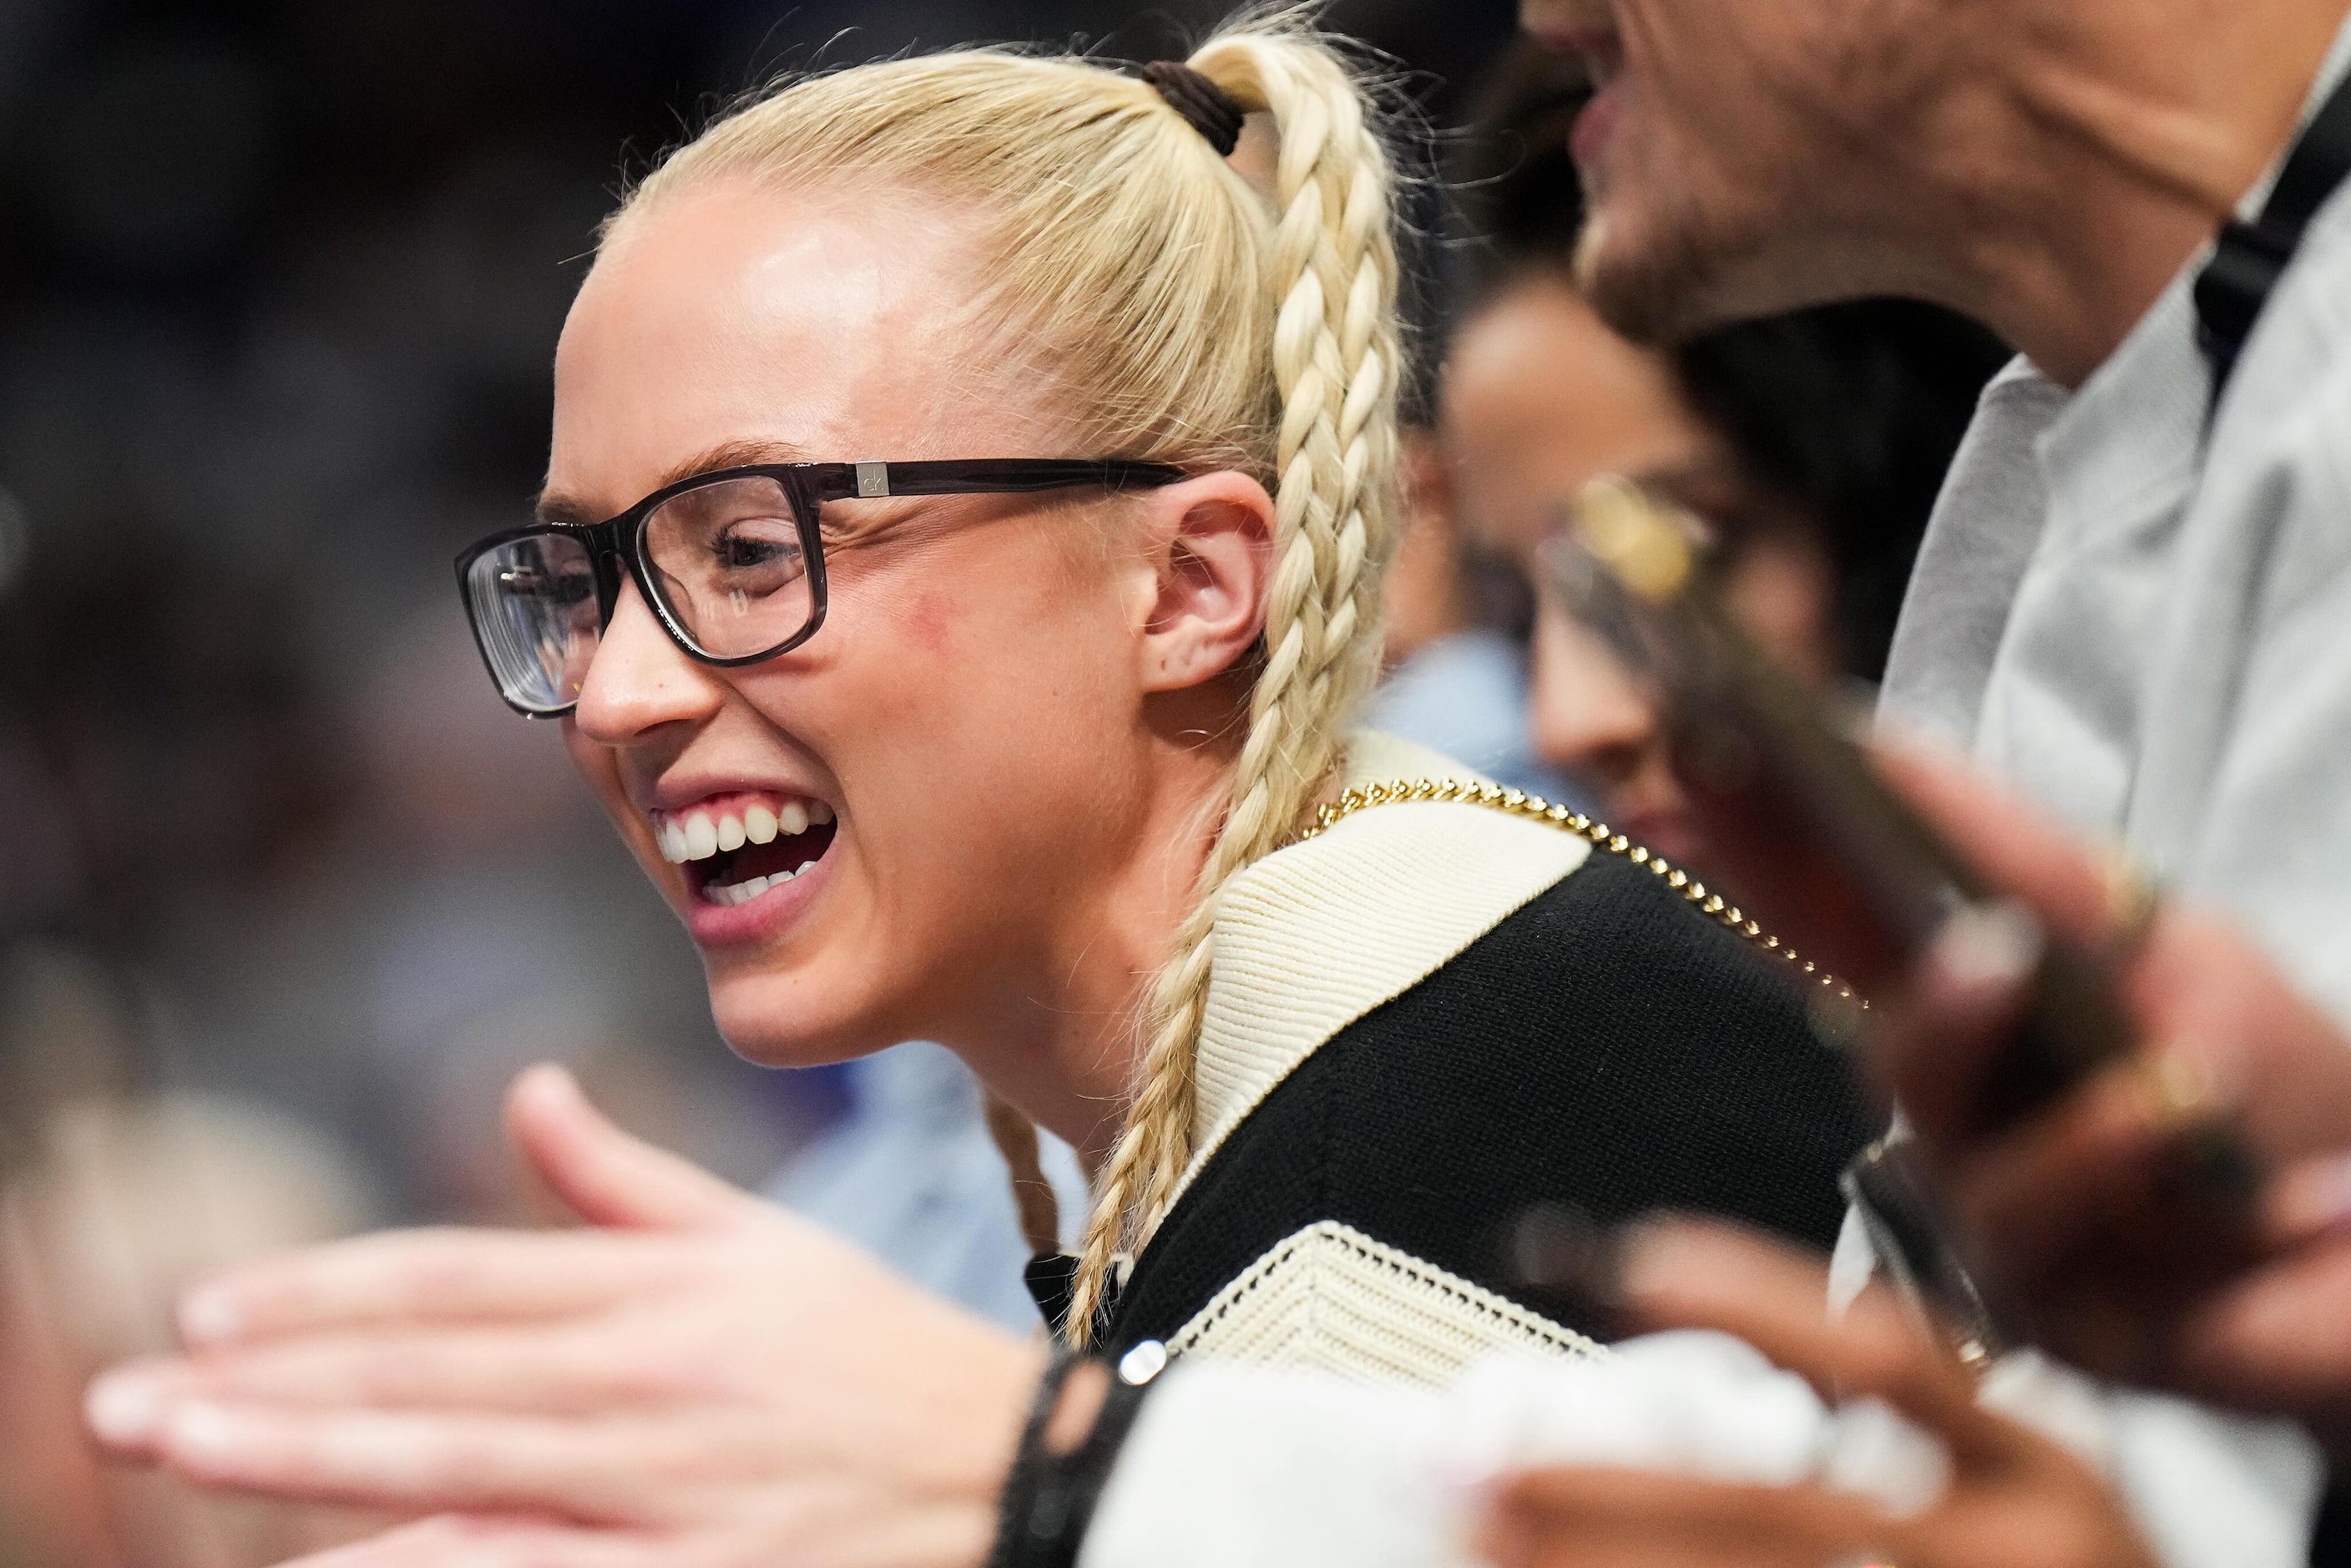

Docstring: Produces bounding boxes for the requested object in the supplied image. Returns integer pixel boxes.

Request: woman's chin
[700,953,897,1070]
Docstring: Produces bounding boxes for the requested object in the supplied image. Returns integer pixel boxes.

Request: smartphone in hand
[1543,476,2136,1130]
[1540,478,2265,1362]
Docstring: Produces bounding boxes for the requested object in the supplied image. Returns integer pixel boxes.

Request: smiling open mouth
[652,797,838,907]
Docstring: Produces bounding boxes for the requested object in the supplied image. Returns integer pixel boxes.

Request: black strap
[988,1352,1083,1568]
[988,1348,1166,1568]
[2195,68,2351,409]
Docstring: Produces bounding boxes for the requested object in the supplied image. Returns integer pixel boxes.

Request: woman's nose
[1527,602,1662,786]
[571,578,725,745]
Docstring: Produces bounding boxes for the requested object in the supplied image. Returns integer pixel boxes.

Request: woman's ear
[1135,471,1277,693]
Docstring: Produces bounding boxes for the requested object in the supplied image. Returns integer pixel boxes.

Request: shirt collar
[1998,12,2351,527]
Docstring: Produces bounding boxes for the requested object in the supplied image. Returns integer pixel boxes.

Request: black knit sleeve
[1105,852,1879,1351]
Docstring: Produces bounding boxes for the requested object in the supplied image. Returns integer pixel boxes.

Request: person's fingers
[1618,1220,2000,1463]
[1868,739,2124,946]
[2166,1237,2351,1414]
[1871,898,2041,1148]
[1947,1057,2177,1292]
[147,1399,658,1522]
[2263,1151,2351,1252]
[173,1225,695,1347]
[1478,1467,1885,1568]
[113,1318,690,1422]
[506,1065,764,1233]
[269,1514,660,1568]
[2129,915,2351,1162]
[84,1353,188,1459]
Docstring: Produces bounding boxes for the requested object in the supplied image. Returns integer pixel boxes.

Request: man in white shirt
[1532,0,2351,1033]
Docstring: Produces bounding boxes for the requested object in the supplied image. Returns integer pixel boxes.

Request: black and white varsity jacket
[1091,731,1878,1383]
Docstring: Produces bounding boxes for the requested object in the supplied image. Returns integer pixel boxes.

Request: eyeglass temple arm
[829,460,1187,500]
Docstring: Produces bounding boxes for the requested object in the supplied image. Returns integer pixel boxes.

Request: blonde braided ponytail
[1062,29,1403,1344]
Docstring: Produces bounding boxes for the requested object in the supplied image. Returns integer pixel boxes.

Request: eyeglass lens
[464,533,601,714]
[639,475,813,660]
[465,474,816,714]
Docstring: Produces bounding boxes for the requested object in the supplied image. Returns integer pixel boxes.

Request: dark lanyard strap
[2195,67,2351,411]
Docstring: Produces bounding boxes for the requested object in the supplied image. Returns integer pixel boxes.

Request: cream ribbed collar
[1176,731,1591,1199]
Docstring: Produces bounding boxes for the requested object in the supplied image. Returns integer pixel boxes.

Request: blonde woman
[88,21,1869,1566]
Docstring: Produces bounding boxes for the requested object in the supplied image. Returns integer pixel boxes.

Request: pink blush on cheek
[900,593,955,655]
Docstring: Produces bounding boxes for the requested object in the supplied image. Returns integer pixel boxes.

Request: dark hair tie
[1140,61,1244,158]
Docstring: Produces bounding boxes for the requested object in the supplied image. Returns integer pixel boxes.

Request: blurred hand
[1475,1222,2161,1568]
[83,1065,1042,1568]
[1711,742,2351,1444]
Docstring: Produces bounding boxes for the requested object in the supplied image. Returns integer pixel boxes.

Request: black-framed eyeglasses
[455,458,1186,717]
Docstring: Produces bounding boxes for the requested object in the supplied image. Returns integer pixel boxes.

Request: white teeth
[702,867,805,907]
[656,795,830,871]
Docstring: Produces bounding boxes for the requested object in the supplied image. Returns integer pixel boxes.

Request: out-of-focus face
[548,181,1173,1067]
[1445,273,1837,873]
[1520,0,1951,341]
[1445,274,1714,862]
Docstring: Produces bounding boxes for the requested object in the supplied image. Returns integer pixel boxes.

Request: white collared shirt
[1882,21,2351,1032]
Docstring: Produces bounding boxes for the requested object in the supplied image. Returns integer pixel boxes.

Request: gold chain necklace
[1300,778,1862,1009]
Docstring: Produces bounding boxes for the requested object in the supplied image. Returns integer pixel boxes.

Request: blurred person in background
[83,21,1875,1567]
[1515,0,2351,1029]
[0,0,819,1229]
[0,945,373,1568]
[1437,41,2006,875]
[1362,427,1580,802]
[1448,279,2002,875]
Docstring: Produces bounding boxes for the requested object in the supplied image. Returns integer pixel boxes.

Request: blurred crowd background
[0,3,1521,1564]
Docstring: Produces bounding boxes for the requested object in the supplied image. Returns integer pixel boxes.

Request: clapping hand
[84,1065,1043,1568]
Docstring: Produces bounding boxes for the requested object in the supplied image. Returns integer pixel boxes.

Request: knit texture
[1105,850,1878,1355]
[1169,1220,1605,1385]
[1186,740,1590,1191]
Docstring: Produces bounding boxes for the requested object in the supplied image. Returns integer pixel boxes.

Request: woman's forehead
[546,184,1035,513]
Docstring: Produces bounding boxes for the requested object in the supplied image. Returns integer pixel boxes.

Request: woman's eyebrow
[533,492,603,527]
[532,439,818,526]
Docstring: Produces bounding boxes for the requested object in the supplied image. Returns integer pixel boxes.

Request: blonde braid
[1064,28,1402,1345]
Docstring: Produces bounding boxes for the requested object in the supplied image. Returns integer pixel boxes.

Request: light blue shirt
[1366,629,1585,805]
[765,1042,1086,1333]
